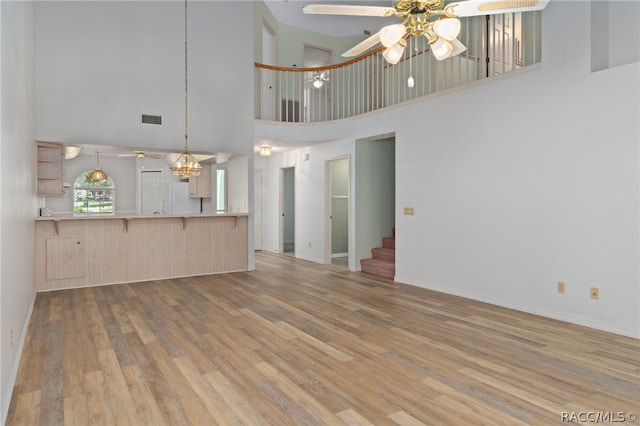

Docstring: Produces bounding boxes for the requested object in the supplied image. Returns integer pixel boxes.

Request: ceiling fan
[117,150,164,159]
[308,71,330,88]
[303,0,550,64]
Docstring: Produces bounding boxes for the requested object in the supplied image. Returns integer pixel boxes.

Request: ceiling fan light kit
[304,0,549,63]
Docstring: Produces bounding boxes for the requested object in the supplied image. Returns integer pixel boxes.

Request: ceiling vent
[141,114,162,125]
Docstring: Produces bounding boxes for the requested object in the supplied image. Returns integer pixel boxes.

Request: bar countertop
[35,212,249,221]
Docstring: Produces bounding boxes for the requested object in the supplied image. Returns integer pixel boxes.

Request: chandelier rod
[184,0,189,151]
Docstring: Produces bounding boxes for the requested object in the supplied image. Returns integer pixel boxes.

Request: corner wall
[1,2,38,421]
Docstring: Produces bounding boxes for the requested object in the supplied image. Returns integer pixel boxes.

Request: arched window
[73,171,115,214]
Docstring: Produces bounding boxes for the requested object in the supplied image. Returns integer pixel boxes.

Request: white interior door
[280,167,295,254]
[324,157,350,265]
[141,171,163,214]
[490,13,519,75]
[254,169,263,250]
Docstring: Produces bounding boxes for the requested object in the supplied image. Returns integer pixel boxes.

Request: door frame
[254,169,263,251]
[279,165,295,254]
[324,155,351,266]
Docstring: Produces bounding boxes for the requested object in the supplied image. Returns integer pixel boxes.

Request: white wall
[1,2,38,422]
[255,1,640,337]
[227,155,249,214]
[44,154,138,214]
[260,139,357,266]
[35,1,254,155]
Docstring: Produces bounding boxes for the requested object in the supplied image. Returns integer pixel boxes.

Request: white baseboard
[394,275,639,339]
[2,292,36,425]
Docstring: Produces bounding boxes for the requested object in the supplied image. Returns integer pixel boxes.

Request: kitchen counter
[35,213,249,291]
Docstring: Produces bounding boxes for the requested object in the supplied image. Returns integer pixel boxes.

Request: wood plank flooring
[7,252,640,425]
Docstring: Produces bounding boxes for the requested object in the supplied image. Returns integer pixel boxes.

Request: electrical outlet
[10,329,13,347]
[308,241,311,247]
[590,287,599,300]
[557,281,565,294]
[403,207,415,216]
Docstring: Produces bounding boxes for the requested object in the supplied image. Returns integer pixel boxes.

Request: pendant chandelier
[89,151,108,182]
[171,0,202,179]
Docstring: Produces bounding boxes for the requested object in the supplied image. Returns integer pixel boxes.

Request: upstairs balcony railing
[255,12,542,123]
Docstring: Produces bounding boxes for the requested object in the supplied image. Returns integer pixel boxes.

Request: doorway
[254,169,263,251]
[281,167,295,255]
[303,45,332,122]
[325,157,350,267]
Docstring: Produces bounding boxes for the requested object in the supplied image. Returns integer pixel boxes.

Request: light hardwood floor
[7,252,639,425]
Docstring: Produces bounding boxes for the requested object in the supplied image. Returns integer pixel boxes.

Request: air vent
[141,114,162,125]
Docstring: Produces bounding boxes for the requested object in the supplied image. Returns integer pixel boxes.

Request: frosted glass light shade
[383,42,405,64]
[430,37,453,60]
[259,145,272,156]
[449,38,467,57]
[380,23,406,48]
[433,18,461,41]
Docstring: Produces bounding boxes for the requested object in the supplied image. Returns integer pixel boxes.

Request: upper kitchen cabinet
[189,163,212,198]
[37,141,65,197]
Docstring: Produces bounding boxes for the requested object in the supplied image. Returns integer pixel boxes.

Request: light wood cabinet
[189,163,212,198]
[37,141,65,197]
[35,214,249,291]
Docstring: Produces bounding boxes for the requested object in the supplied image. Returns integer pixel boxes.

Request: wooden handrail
[255,43,479,73]
[255,45,387,72]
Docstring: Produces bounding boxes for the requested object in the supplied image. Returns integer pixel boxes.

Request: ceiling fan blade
[303,4,395,17]
[342,31,382,57]
[448,0,550,17]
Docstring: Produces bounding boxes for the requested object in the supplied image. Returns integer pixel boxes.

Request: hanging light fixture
[89,151,108,183]
[171,0,202,179]
[259,145,272,157]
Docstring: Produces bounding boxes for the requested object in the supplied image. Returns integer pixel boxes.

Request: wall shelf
[37,141,65,197]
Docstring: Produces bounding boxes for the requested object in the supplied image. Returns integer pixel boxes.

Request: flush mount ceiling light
[259,145,272,157]
[304,0,550,63]
[170,0,202,179]
[89,151,108,182]
[310,71,329,88]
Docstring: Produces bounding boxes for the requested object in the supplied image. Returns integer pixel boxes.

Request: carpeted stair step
[382,237,395,250]
[372,247,395,262]
[360,258,395,279]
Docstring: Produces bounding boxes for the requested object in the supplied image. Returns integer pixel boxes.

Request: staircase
[360,228,395,279]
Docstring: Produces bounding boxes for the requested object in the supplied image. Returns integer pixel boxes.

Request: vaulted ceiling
[263,0,395,37]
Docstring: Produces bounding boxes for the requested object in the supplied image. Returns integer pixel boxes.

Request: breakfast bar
[35,213,248,291]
